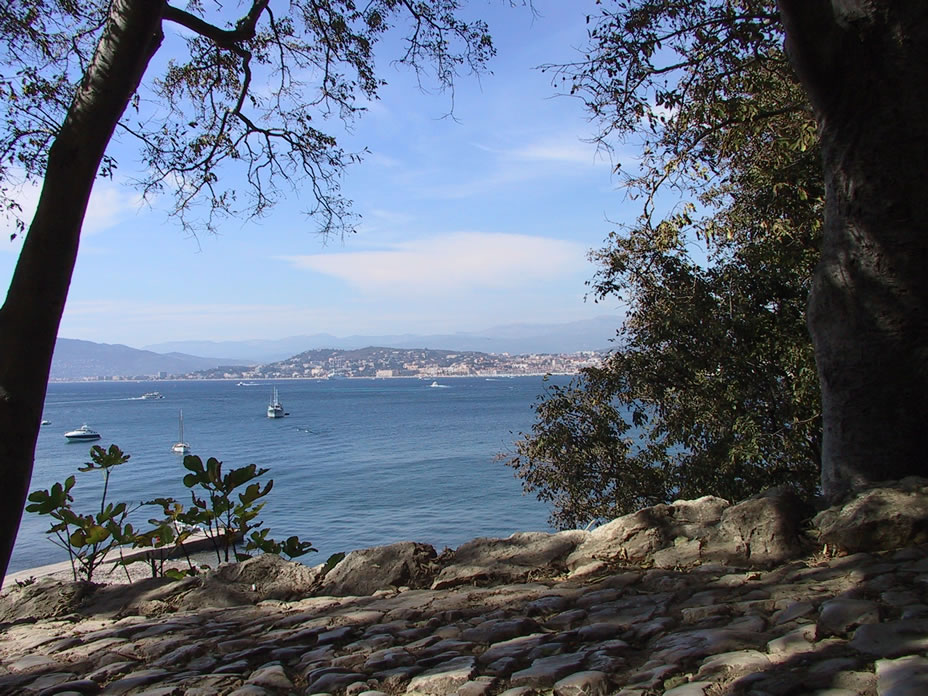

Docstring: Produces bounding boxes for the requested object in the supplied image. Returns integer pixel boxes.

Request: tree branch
[163,0,268,48]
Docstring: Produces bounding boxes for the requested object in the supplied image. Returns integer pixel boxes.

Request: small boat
[64,424,101,441]
[140,391,164,400]
[267,387,284,419]
[41,419,51,425]
[172,410,190,454]
[430,381,440,388]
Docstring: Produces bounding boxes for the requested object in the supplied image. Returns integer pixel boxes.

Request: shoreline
[47,372,580,384]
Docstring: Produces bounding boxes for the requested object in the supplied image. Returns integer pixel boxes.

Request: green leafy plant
[132,497,205,579]
[179,455,316,564]
[26,444,137,582]
[27,446,315,581]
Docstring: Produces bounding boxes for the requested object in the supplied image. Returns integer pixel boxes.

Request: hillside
[143,317,621,363]
[50,338,248,380]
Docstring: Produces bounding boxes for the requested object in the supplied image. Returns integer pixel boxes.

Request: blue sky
[1,1,634,349]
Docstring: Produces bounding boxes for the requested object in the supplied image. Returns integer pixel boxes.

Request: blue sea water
[11,376,566,573]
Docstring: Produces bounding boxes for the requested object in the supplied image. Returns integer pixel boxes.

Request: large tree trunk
[0,1,165,580]
[778,2,928,500]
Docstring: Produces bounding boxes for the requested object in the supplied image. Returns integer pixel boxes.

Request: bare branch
[162,1,269,47]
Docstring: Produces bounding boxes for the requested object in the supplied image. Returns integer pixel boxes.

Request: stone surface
[431,531,587,590]
[552,670,610,696]
[813,477,928,553]
[318,542,437,596]
[3,485,928,696]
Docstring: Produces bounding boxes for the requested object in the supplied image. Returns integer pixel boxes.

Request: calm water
[11,376,564,573]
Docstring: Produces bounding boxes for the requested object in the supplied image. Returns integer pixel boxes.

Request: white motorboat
[64,424,101,441]
[140,391,164,400]
[172,410,190,454]
[267,387,284,418]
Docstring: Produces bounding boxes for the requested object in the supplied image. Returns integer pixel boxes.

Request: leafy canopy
[0,0,500,237]
[507,0,823,528]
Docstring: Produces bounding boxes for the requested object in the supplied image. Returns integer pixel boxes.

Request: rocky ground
[2,479,928,695]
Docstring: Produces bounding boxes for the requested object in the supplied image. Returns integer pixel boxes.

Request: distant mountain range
[50,317,621,380]
[142,316,622,363]
[50,339,247,381]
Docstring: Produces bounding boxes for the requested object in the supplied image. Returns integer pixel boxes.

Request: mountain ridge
[51,317,621,380]
[141,316,621,362]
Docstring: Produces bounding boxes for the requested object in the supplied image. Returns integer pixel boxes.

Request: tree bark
[779,2,928,500]
[0,0,165,580]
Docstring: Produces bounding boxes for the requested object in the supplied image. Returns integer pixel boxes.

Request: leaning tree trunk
[778,2,928,501]
[0,0,165,580]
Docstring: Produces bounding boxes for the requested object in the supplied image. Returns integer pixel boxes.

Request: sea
[10,375,568,574]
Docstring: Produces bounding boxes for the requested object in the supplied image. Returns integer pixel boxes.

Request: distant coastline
[51,345,606,383]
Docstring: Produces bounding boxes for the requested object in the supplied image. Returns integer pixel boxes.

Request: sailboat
[172,409,190,454]
[267,387,284,419]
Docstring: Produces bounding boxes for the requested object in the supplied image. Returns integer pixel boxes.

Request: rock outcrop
[0,480,927,695]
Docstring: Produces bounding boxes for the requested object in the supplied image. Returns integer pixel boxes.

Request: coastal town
[62,347,605,382]
[173,347,604,381]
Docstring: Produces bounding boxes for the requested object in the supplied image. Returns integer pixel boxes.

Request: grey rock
[454,679,495,696]
[552,670,610,696]
[876,655,928,696]
[544,609,588,630]
[479,634,551,666]
[364,648,416,672]
[663,683,713,696]
[246,664,293,690]
[460,618,541,644]
[319,542,437,596]
[306,671,368,693]
[97,668,169,695]
[576,622,625,642]
[405,656,476,695]
[697,649,771,678]
[849,618,928,657]
[566,497,729,570]
[524,595,572,616]
[7,654,67,673]
[818,598,880,637]
[704,487,806,566]
[225,687,272,696]
[510,652,588,689]
[432,531,586,590]
[773,600,816,625]
[767,624,818,658]
[36,679,102,696]
[813,478,928,553]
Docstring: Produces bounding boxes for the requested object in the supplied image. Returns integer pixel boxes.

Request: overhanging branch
[163,0,268,48]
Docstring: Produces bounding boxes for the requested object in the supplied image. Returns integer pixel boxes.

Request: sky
[0,1,636,350]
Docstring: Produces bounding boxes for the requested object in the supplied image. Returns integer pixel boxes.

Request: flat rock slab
[405,655,476,695]
[876,654,928,696]
[510,652,589,689]
[850,619,928,658]
[553,670,611,696]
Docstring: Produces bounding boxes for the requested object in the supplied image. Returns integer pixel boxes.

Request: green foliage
[508,1,823,528]
[0,0,501,238]
[27,446,315,581]
[26,445,136,582]
[180,455,273,563]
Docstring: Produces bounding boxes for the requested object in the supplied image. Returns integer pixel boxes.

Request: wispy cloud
[482,134,607,167]
[0,174,143,241]
[276,231,589,294]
